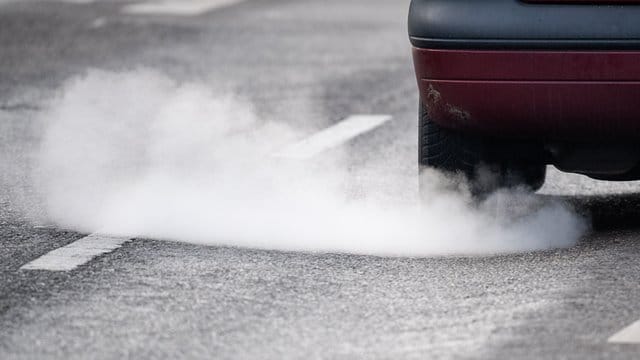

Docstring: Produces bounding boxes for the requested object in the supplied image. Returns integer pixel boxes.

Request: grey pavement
[1,0,640,359]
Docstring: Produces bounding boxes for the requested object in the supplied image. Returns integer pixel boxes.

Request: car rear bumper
[409,0,640,50]
[414,48,640,140]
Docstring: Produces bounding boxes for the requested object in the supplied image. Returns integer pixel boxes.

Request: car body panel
[421,78,640,140]
[414,48,640,141]
[414,48,640,81]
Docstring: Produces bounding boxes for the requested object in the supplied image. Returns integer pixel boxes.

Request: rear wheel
[418,101,546,194]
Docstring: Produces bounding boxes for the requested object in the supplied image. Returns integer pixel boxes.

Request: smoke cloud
[34,69,586,257]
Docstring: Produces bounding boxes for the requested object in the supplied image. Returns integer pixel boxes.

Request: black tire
[419,101,546,194]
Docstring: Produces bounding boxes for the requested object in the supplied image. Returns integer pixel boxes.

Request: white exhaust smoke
[34,69,587,257]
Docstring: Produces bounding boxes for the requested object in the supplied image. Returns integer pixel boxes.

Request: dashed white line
[90,17,108,29]
[274,114,392,159]
[122,0,245,16]
[0,0,94,4]
[609,320,640,344]
[22,115,390,269]
[20,234,131,272]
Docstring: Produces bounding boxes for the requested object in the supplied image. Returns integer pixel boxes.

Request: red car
[410,0,640,192]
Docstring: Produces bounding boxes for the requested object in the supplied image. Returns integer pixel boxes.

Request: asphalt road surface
[2,0,640,359]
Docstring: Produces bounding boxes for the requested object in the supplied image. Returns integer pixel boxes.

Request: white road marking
[609,320,640,344]
[20,234,131,272]
[0,0,95,4]
[122,0,244,16]
[274,115,392,159]
[21,116,388,270]
[90,17,108,29]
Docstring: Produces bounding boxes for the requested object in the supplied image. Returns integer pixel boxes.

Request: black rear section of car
[409,0,640,50]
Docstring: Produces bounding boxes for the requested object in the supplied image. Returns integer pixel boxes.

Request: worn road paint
[20,234,131,271]
[122,0,244,16]
[274,115,392,159]
[609,320,640,344]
